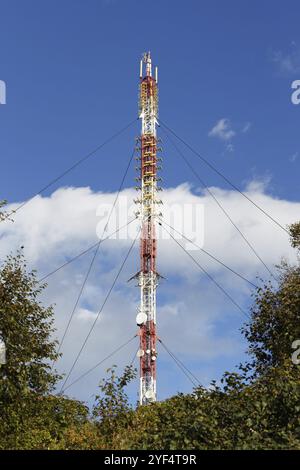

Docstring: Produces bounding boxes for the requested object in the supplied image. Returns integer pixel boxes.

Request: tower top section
[140,51,158,83]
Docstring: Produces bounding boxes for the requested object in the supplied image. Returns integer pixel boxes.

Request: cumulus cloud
[1,182,299,402]
[209,118,236,141]
[290,152,298,163]
[209,119,252,154]
[242,122,252,134]
[271,43,300,75]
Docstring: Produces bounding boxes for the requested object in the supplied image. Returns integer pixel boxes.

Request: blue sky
[1,0,300,201]
[1,0,300,403]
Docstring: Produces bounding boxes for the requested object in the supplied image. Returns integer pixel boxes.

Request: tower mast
[135,52,161,405]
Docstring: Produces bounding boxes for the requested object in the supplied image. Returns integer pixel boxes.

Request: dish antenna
[0,335,6,365]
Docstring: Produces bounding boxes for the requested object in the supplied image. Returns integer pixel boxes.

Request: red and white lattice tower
[134,52,162,405]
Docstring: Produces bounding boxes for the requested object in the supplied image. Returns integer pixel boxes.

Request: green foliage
[92,365,136,448]
[0,394,91,449]
[0,251,92,449]
[242,264,300,377]
[98,364,299,450]
[0,251,61,400]
[0,200,11,222]
[289,222,300,250]
[0,200,6,220]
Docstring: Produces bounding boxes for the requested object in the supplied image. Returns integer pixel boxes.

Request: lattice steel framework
[134,52,162,405]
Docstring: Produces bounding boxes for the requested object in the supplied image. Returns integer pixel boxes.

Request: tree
[0,250,63,448]
[0,200,6,221]
[92,365,136,448]
[289,222,300,251]
[0,251,61,397]
[242,223,300,378]
[0,200,11,222]
[1,394,93,450]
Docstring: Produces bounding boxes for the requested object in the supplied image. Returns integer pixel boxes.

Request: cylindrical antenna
[140,60,143,79]
[146,51,152,77]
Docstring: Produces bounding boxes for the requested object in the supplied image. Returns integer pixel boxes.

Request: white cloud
[209,118,236,141]
[290,152,298,163]
[1,183,299,401]
[226,143,234,153]
[245,175,272,193]
[242,122,252,134]
[209,119,252,152]
[272,44,300,75]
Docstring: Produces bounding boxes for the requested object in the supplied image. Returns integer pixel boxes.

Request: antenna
[134,52,161,405]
